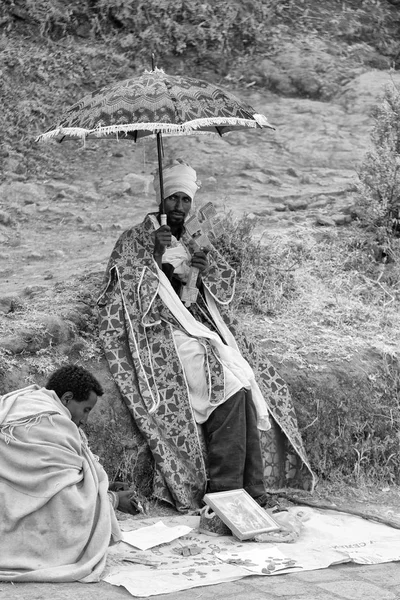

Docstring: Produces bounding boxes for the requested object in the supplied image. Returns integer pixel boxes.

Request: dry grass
[217,216,400,359]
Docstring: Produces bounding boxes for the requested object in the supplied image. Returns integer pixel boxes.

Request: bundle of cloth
[0,385,121,582]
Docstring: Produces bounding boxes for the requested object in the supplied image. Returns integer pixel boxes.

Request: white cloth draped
[155,266,271,431]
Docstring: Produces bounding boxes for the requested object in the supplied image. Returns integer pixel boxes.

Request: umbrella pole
[157,132,167,226]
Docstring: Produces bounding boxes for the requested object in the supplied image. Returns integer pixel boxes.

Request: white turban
[153,161,200,203]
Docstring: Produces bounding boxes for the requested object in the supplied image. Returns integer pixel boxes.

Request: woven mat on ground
[103,507,400,597]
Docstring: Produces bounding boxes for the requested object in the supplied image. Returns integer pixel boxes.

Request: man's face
[63,390,98,427]
[162,192,192,226]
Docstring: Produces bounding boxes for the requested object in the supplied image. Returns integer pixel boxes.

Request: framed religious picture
[203,489,281,541]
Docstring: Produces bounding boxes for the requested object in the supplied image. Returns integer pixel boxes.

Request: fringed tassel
[0,411,60,443]
[0,425,17,444]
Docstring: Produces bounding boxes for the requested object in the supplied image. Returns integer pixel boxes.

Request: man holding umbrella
[98,160,315,513]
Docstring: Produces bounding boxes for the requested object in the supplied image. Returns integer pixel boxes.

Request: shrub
[356,82,400,243]
[92,0,277,70]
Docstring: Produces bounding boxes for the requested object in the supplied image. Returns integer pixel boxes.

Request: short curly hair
[45,364,104,403]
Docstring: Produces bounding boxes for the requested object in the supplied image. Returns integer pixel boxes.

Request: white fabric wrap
[155,266,271,431]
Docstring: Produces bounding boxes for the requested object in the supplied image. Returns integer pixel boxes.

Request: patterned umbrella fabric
[36,68,273,143]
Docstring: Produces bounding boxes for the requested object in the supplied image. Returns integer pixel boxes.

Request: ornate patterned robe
[98,214,315,511]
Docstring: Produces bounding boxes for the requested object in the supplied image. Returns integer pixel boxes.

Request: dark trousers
[203,388,266,498]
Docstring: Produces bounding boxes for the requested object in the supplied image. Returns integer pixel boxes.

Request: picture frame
[203,489,281,541]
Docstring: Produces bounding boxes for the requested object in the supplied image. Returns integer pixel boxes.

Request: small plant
[212,212,301,315]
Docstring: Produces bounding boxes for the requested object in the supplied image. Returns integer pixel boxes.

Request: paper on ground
[121,520,192,550]
[215,545,302,574]
[104,563,249,597]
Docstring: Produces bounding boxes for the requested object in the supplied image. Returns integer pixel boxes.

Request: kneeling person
[0,364,131,583]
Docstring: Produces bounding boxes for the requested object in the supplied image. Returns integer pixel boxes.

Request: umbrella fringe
[35,116,274,143]
[35,128,89,143]
[183,116,274,130]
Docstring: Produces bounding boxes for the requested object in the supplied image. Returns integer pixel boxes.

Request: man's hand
[153,225,172,257]
[116,490,140,514]
[191,250,209,274]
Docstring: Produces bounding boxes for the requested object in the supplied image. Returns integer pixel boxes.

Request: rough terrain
[1,70,397,296]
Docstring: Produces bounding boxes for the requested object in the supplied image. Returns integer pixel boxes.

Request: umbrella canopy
[36,68,273,143]
[36,68,274,215]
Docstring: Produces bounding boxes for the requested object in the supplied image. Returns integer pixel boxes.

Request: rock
[300,174,315,184]
[342,203,357,215]
[331,213,352,225]
[259,193,285,204]
[52,190,69,200]
[203,176,217,187]
[122,173,153,195]
[316,215,336,227]
[268,176,283,187]
[100,180,131,197]
[22,285,48,298]
[26,252,44,260]
[0,181,46,206]
[256,58,296,95]
[293,70,321,98]
[260,167,279,177]
[287,167,299,178]
[18,315,74,352]
[312,195,330,208]
[0,335,28,354]
[242,158,263,170]
[88,223,104,232]
[240,170,269,184]
[64,309,88,329]
[45,181,81,195]
[286,199,309,211]
[41,315,73,344]
[0,210,13,226]
[256,208,273,217]
[274,204,287,212]
[65,340,87,359]
[79,191,102,203]
[0,294,21,314]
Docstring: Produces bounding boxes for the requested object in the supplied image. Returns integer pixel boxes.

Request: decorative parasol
[36,66,274,220]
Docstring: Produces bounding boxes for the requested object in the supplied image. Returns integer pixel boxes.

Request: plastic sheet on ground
[103,507,400,597]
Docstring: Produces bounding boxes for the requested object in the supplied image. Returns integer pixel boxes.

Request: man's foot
[254,492,286,512]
